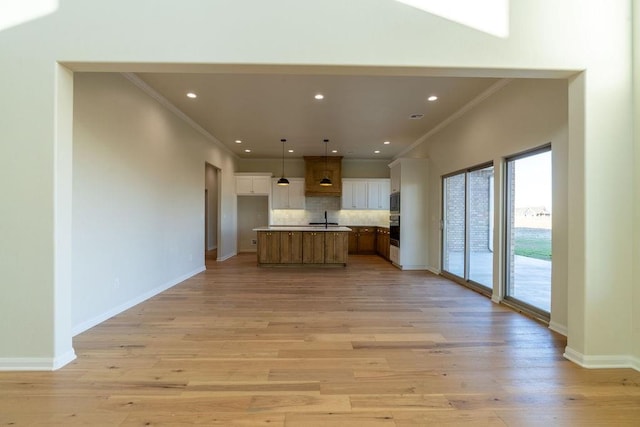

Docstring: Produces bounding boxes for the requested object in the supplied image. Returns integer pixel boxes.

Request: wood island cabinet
[280,231,303,263]
[325,232,349,264]
[303,231,325,264]
[257,231,280,264]
[256,228,350,266]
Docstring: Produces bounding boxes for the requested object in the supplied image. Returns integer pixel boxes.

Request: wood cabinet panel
[325,232,348,265]
[376,227,390,260]
[302,232,325,264]
[349,226,376,254]
[280,231,303,263]
[357,227,376,254]
[257,231,280,264]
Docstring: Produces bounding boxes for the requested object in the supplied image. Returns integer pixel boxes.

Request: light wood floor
[2,254,639,426]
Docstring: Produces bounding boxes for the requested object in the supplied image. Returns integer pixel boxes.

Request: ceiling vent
[409,113,424,120]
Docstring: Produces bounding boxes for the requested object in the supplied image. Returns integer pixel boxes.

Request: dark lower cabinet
[348,226,390,261]
[376,227,390,261]
[349,226,377,255]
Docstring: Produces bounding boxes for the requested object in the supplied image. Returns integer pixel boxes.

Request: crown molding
[394,78,513,160]
[121,73,238,159]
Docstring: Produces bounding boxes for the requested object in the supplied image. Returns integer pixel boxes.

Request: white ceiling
[136,72,500,160]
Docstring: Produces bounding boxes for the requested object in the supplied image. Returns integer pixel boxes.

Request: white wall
[72,73,237,334]
[0,0,636,370]
[633,1,640,368]
[406,78,569,332]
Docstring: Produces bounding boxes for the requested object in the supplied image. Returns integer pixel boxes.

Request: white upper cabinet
[342,179,368,209]
[342,178,390,210]
[367,179,390,210]
[235,174,271,195]
[272,178,305,209]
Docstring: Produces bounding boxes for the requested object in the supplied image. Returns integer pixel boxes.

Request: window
[504,146,552,315]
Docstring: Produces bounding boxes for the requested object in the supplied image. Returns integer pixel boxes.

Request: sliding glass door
[505,147,552,314]
[442,164,494,291]
[442,173,466,278]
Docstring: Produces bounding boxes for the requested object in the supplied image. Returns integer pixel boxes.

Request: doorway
[205,163,220,267]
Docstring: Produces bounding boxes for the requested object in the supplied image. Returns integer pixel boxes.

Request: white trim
[426,267,440,275]
[217,252,237,262]
[0,349,76,371]
[548,321,568,336]
[564,347,639,371]
[121,73,238,159]
[398,264,429,271]
[207,244,218,251]
[491,295,502,304]
[72,266,206,336]
[393,78,513,160]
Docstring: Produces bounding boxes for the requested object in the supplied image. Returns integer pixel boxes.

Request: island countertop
[253,226,352,232]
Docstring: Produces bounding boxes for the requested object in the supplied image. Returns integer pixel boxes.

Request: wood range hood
[304,156,342,197]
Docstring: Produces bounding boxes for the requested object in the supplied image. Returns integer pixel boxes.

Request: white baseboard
[426,267,441,275]
[0,349,76,371]
[207,244,217,251]
[564,346,639,371]
[549,321,568,336]
[491,295,502,304]
[399,264,429,271]
[72,266,206,336]
[217,252,237,262]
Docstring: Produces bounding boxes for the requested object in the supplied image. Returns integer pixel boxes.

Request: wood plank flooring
[2,254,640,426]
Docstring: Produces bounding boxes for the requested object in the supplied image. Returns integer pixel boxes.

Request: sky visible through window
[514,151,552,212]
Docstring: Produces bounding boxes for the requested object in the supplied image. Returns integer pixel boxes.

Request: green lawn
[514,228,551,261]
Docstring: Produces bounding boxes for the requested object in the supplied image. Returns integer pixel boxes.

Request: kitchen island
[253,226,351,266]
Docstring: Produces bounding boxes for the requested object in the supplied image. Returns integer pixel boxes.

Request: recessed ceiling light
[288,149,294,153]
[428,95,438,102]
[331,150,338,153]
[186,92,197,99]
[374,150,381,154]
[244,149,251,153]
[314,93,324,100]
[383,141,391,145]
[235,140,242,144]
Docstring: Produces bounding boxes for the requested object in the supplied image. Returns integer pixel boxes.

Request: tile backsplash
[271,197,389,227]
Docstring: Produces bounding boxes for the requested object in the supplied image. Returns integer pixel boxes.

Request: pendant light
[277,138,290,186]
[319,138,333,186]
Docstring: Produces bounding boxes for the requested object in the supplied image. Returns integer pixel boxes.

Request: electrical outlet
[251,239,257,245]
